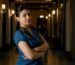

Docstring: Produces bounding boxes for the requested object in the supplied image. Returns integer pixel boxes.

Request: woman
[14,5,49,65]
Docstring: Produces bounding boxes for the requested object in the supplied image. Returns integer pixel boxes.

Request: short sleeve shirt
[13,27,43,65]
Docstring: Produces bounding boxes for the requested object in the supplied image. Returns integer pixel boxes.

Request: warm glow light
[48,14,51,17]
[40,15,44,18]
[17,0,22,1]
[52,10,56,15]
[2,4,6,10]
[60,3,63,8]
[49,0,51,1]
[16,0,19,1]
[46,0,52,1]
[12,10,15,15]
[20,0,23,1]
[45,16,48,19]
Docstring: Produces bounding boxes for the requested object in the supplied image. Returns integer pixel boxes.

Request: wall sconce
[11,10,15,15]
[60,3,63,9]
[52,10,56,15]
[48,14,51,17]
[2,4,6,10]
[45,16,48,19]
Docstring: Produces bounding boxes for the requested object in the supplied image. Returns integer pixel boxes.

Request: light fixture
[2,4,6,10]
[11,10,15,15]
[48,14,51,17]
[20,0,22,1]
[60,3,63,8]
[52,10,56,15]
[16,0,19,1]
[40,15,44,18]
[53,2,56,4]
[45,16,48,19]
[46,0,52,2]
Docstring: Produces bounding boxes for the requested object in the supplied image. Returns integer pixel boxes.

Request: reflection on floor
[0,47,75,65]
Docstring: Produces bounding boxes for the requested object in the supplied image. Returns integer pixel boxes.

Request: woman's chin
[24,24,30,27]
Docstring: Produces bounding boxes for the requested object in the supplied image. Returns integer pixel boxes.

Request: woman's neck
[20,25,33,38]
[20,24,30,29]
[20,24,32,33]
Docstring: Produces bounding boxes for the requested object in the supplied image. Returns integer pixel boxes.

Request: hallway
[0,0,75,65]
[0,47,75,65]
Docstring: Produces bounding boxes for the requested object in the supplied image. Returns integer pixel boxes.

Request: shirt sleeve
[13,31,27,47]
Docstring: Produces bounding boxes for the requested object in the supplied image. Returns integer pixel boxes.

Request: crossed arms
[18,34,49,60]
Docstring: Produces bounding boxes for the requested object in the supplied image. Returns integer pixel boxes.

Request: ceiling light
[40,15,44,18]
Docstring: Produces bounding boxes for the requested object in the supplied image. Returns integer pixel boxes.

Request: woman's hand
[33,34,49,52]
[23,55,29,60]
[18,41,47,60]
[33,43,48,52]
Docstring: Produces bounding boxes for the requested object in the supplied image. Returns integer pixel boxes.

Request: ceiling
[9,0,64,3]
[9,0,64,11]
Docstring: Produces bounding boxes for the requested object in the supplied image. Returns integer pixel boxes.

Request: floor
[0,47,75,65]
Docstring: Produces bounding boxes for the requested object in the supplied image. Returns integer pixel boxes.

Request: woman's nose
[26,15,30,19]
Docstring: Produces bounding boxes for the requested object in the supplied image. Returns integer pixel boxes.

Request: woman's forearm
[33,42,49,52]
[34,34,49,52]
[24,49,45,60]
[32,50,44,60]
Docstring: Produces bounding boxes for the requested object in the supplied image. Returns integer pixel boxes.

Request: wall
[0,1,50,48]
[65,0,72,52]
[0,0,10,48]
[30,10,49,27]
[70,0,75,58]
[0,0,2,47]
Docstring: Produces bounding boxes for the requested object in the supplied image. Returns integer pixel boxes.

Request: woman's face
[18,9,31,27]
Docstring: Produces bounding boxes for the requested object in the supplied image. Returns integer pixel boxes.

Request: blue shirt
[13,27,43,65]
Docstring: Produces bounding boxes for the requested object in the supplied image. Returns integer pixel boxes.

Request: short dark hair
[16,5,29,17]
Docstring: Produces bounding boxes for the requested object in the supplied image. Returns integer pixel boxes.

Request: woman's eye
[23,14,26,17]
[28,13,30,16]
[23,14,30,17]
